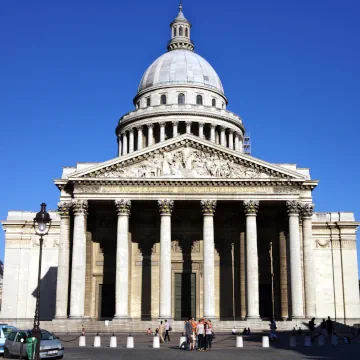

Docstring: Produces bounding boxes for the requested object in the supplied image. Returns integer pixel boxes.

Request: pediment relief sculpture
[90,147,277,179]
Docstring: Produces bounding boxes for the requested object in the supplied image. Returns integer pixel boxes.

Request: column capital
[57,201,72,218]
[147,123,154,129]
[210,123,216,129]
[71,199,88,216]
[121,130,127,136]
[286,200,302,215]
[136,125,143,131]
[301,203,314,218]
[228,129,234,134]
[115,199,131,216]
[198,122,204,128]
[158,200,174,215]
[220,126,226,131]
[185,121,192,126]
[129,128,134,134]
[172,121,179,126]
[243,200,259,215]
[159,122,166,128]
[200,200,217,215]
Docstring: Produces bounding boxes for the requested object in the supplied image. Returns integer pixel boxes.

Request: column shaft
[240,230,246,319]
[148,124,154,146]
[287,201,304,318]
[186,121,192,134]
[117,136,122,157]
[234,133,239,151]
[160,123,165,142]
[239,137,244,153]
[137,127,143,150]
[122,133,128,155]
[55,202,71,319]
[279,230,289,319]
[210,125,216,142]
[173,122,178,137]
[129,130,134,153]
[158,200,174,318]
[228,131,234,149]
[114,200,131,318]
[302,203,316,317]
[244,200,260,318]
[220,127,226,146]
[199,123,204,138]
[69,200,88,318]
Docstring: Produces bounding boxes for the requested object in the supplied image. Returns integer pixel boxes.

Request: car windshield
[2,327,14,337]
[40,330,56,340]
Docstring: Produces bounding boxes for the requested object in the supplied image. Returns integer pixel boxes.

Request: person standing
[191,318,197,350]
[196,319,205,351]
[320,319,327,337]
[326,316,333,337]
[185,318,193,350]
[309,318,316,339]
[205,321,213,350]
[159,321,165,343]
[164,319,171,342]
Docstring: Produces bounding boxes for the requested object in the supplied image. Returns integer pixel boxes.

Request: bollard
[153,335,160,348]
[262,336,269,348]
[127,335,134,349]
[94,333,101,347]
[79,335,86,347]
[331,335,338,346]
[304,336,312,347]
[110,333,117,348]
[318,335,325,346]
[289,336,297,348]
[236,336,243,348]
[179,336,187,348]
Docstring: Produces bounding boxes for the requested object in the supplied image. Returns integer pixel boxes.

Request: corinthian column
[158,200,174,318]
[301,203,316,318]
[201,200,217,318]
[286,200,305,318]
[129,129,134,153]
[228,130,234,149]
[186,121,192,134]
[117,135,122,157]
[210,124,216,142]
[234,133,240,151]
[137,126,143,150]
[114,199,131,319]
[148,123,154,146]
[69,200,88,318]
[244,200,260,318]
[172,121,179,137]
[55,201,72,319]
[199,122,204,139]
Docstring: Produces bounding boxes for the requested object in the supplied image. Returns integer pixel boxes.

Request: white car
[4,329,64,359]
[0,325,17,354]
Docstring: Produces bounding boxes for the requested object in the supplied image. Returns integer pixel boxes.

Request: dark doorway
[175,273,196,320]
[259,283,272,318]
[99,284,115,319]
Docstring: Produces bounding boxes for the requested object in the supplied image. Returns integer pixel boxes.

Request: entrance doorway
[175,273,196,320]
[98,284,115,319]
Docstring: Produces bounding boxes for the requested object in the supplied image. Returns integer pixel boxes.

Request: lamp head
[34,203,51,234]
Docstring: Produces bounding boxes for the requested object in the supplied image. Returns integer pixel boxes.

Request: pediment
[68,135,307,181]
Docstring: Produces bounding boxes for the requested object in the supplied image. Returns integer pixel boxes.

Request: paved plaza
[57,332,360,360]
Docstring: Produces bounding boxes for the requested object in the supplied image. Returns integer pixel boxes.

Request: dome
[138,49,224,94]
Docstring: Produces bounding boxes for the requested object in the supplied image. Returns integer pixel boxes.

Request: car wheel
[4,348,12,359]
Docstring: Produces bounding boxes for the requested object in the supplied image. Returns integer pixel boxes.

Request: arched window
[185,28,188,37]
[174,27,177,37]
[179,26,183,36]
[136,101,140,109]
[212,98,216,107]
[178,93,185,104]
[196,95,203,105]
[147,97,151,107]
[161,94,167,105]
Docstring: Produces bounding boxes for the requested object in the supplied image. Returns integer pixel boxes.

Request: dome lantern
[168,1,194,51]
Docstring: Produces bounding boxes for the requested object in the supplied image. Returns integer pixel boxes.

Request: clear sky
[1,0,359,275]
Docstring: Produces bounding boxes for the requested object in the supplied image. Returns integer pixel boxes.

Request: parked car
[4,329,64,359]
[0,325,17,354]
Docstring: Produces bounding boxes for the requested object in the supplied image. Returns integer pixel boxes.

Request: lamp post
[32,203,51,360]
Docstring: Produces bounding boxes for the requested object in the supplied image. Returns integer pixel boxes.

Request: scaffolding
[243,133,251,155]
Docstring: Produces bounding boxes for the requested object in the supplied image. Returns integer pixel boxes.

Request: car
[4,329,64,359]
[0,325,17,354]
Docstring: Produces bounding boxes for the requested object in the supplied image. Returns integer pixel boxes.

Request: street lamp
[32,203,51,360]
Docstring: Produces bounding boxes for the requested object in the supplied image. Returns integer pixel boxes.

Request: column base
[158,316,173,320]
[68,316,86,320]
[246,316,261,320]
[54,316,68,320]
[113,316,131,321]
[291,316,305,320]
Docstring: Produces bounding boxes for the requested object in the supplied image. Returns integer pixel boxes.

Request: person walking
[191,318,197,350]
[185,318,193,350]
[320,319,327,337]
[196,319,205,351]
[159,321,165,343]
[309,318,316,339]
[164,319,171,342]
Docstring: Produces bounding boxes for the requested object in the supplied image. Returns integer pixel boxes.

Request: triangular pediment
[68,135,307,181]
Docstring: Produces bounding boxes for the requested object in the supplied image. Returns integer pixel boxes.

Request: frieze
[74,184,300,195]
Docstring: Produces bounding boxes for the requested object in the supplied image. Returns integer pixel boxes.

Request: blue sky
[1,0,359,275]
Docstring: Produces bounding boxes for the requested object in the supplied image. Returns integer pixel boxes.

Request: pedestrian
[205,321,213,350]
[326,316,333,337]
[159,321,165,343]
[196,318,205,351]
[269,319,277,341]
[309,318,316,339]
[164,319,171,342]
[231,326,237,335]
[185,318,193,350]
[191,318,197,350]
[320,319,327,337]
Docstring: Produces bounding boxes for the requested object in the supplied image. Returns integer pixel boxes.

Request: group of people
[183,318,214,351]
[153,319,171,343]
[309,316,333,338]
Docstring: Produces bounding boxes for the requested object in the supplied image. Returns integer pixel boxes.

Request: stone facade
[1,3,360,331]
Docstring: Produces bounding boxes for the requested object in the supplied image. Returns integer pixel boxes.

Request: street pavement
[56,332,360,359]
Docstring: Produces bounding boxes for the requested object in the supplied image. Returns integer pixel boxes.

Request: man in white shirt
[164,319,171,342]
